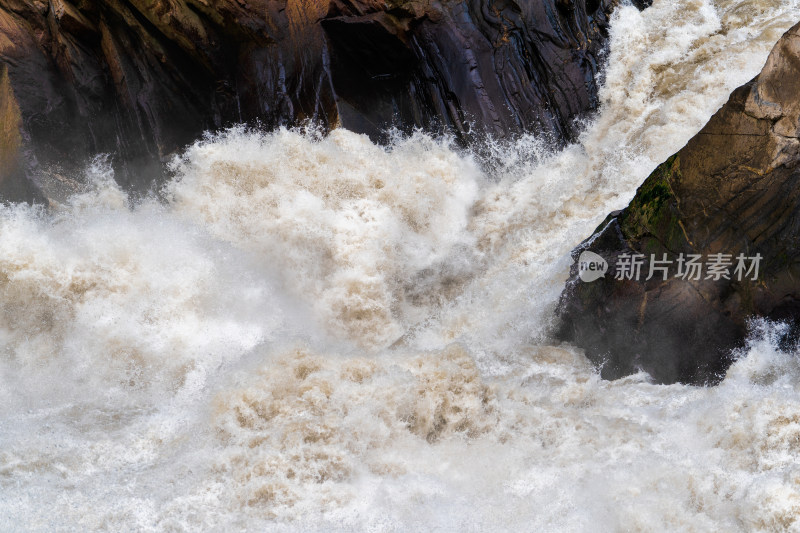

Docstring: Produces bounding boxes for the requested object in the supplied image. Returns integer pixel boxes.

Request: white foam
[2,0,800,530]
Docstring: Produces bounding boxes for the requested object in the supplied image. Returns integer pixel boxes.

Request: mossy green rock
[557,21,800,385]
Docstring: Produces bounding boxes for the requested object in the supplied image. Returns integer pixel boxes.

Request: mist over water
[2,0,800,530]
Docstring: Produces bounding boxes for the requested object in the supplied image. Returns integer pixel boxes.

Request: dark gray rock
[0,0,618,201]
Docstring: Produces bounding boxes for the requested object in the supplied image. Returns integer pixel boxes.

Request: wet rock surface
[557,21,800,385]
[0,0,616,201]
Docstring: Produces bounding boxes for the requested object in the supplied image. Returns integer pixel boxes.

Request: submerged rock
[0,0,617,201]
[556,21,800,385]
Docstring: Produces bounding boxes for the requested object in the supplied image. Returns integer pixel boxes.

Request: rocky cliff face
[556,21,800,385]
[0,0,617,201]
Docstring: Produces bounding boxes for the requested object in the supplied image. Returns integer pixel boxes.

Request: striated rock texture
[557,21,800,385]
[0,0,617,201]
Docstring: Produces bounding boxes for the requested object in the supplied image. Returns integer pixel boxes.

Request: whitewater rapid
[2,0,800,530]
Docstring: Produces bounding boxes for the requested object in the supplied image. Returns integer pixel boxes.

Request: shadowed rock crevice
[557,21,800,385]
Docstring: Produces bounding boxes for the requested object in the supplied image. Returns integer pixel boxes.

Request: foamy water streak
[2,0,800,530]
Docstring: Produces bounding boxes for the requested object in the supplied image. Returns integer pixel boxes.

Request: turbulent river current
[3,0,800,530]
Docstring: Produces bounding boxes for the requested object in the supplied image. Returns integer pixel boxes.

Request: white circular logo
[578,251,608,282]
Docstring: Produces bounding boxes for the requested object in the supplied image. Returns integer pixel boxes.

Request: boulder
[556,21,800,385]
[0,0,619,201]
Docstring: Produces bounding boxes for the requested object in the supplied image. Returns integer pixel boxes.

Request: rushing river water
[2,0,800,530]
